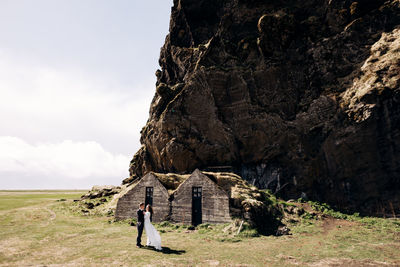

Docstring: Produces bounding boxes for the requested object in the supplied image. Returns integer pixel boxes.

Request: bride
[144,204,162,251]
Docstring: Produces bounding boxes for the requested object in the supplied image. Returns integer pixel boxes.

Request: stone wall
[171,169,231,224]
[115,173,170,222]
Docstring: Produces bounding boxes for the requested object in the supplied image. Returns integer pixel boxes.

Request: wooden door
[192,187,202,226]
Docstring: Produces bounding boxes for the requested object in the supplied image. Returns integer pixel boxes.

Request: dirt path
[321,216,357,234]
[42,206,57,226]
[309,258,399,266]
[0,203,57,227]
[290,202,358,235]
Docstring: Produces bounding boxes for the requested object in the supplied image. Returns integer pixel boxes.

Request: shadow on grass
[142,246,186,255]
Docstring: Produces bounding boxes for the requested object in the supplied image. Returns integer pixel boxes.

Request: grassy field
[0,191,399,266]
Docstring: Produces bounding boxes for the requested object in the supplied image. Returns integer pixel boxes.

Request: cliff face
[129,0,400,216]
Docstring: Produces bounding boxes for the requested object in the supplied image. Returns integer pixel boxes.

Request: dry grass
[0,191,399,266]
[152,172,190,194]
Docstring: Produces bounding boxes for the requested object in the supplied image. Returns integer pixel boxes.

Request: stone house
[171,169,231,225]
[115,169,231,225]
[115,173,170,222]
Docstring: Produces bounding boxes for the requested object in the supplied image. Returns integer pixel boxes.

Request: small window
[146,187,153,197]
[145,187,153,206]
[192,187,202,198]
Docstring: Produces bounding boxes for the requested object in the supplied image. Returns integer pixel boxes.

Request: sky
[0,0,173,189]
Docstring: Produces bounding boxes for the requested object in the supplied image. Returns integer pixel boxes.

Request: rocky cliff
[128,0,400,216]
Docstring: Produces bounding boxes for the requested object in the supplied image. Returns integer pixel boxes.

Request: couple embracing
[136,202,162,251]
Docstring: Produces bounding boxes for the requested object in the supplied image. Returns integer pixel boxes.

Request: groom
[136,202,145,248]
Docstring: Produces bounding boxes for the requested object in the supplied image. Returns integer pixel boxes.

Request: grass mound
[203,172,284,235]
[72,183,137,217]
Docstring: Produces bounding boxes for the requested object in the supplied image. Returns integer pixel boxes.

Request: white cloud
[0,52,154,155]
[0,50,155,189]
[0,136,130,180]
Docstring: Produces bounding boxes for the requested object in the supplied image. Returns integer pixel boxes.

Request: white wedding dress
[144,211,162,250]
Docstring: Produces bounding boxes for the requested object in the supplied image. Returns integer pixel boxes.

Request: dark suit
[136,209,144,246]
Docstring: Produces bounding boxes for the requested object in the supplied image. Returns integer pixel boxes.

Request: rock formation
[128,0,400,216]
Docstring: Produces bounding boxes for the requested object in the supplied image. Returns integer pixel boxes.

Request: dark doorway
[192,187,202,226]
[145,187,153,207]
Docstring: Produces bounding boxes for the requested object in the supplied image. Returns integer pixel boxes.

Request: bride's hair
[146,204,154,222]
[146,204,153,212]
